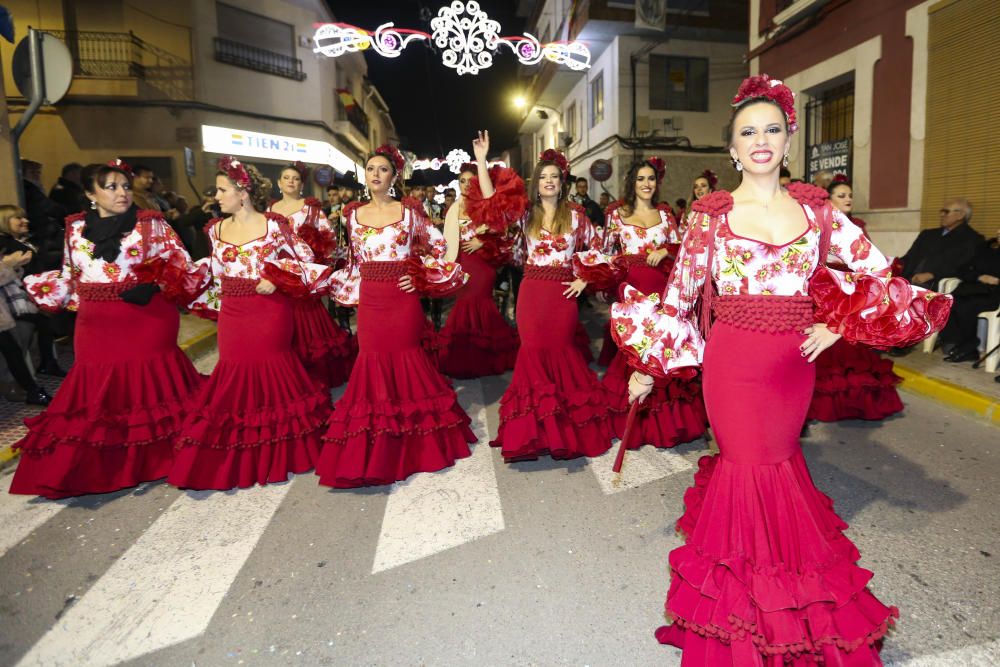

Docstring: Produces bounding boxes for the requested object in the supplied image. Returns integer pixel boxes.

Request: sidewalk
[0,315,217,468]
[893,347,1000,426]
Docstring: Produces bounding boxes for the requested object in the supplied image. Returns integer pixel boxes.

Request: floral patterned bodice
[610,187,952,377]
[189,213,331,316]
[515,208,597,268]
[601,205,681,256]
[24,210,206,312]
[331,201,464,306]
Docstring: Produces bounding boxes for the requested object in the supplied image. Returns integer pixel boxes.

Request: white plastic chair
[977,306,1000,372]
[922,277,961,353]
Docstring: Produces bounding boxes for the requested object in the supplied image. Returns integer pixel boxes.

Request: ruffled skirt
[490,270,612,461]
[317,274,475,488]
[809,339,903,422]
[292,296,356,390]
[603,262,707,448]
[436,251,518,378]
[168,290,329,490]
[11,294,200,499]
[657,310,897,665]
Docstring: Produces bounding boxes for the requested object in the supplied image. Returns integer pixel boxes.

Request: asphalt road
[0,350,998,667]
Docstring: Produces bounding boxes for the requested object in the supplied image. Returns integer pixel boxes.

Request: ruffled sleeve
[186,220,222,321]
[609,200,723,379]
[405,199,468,296]
[131,216,211,306]
[24,216,80,313]
[329,202,363,307]
[260,214,335,298]
[810,206,952,348]
[465,166,530,233]
[295,199,338,263]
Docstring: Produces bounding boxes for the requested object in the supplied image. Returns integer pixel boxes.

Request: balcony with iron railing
[47,30,193,100]
[213,37,306,81]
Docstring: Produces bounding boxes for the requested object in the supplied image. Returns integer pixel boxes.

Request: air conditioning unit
[636,115,651,133]
[558,131,572,146]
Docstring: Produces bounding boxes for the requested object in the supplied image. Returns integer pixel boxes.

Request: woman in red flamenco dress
[611,76,952,665]
[10,160,210,498]
[437,131,523,378]
[315,145,475,488]
[269,163,356,390]
[809,177,904,422]
[168,157,333,490]
[575,157,708,450]
[489,149,613,462]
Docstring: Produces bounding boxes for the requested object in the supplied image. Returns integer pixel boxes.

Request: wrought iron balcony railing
[213,37,306,81]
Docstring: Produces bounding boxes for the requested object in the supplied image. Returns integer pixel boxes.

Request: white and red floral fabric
[610,186,953,378]
[268,198,337,264]
[25,210,209,312]
[512,207,598,270]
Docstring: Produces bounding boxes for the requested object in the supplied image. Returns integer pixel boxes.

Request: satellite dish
[12,31,73,104]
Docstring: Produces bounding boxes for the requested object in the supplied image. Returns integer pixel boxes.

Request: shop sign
[806,138,851,182]
[201,125,360,176]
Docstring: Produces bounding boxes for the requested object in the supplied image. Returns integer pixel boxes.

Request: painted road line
[16,481,292,667]
[371,379,504,574]
[589,443,693,495]
[889,639,1000,666]
[0,472,73,558]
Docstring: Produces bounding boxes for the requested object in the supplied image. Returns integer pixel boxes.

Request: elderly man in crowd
[900,198,983,290]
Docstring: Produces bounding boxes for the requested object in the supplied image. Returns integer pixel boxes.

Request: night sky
[330,1,526,174]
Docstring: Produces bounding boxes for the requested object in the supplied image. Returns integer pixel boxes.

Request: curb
[0,326,217,471]
[894,362,1000,427]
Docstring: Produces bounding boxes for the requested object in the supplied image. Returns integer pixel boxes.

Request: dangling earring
[782,154,789,167]
[89,200,97,209]
[389,185,397,198]
[363,185,370,200]
[733,158,743,172]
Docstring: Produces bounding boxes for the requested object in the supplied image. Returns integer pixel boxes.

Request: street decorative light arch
[313,1,591,76]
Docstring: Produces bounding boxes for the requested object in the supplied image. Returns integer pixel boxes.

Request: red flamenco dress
[490,206,613,462]
[610,187,952,665]
[11,209,209,498]
[809,216,903,422]
[316,199,475,488]
[575,200,707,449]
[168,214,333,490]
[269,198,356,390]
[436,167,524,378]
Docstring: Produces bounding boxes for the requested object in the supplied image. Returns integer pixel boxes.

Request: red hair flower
[732,74,798,134]
[538,148,570,180]
[700,169,718,189]
[832,173,850,184]
[646,156,666,183]
[218,155,252,191]
[107,158,133,176]
[374,144,405,174]
[289,160,309,180]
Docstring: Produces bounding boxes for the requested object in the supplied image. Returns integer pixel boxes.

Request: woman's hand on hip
[255,278,277,295]
[562,278,587,298]
[398,275,416,293]
[801,323,841,363]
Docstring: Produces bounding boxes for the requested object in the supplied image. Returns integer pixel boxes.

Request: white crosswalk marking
[371,379,504,574]
[0,472,72,558]
[15,481,292,667]
[588,442,694,494]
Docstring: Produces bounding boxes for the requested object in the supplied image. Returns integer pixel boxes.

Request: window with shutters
[921,0,1000,238]
[649,56,708,112]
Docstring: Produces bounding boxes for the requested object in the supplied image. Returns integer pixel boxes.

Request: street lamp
[512,95,561,121]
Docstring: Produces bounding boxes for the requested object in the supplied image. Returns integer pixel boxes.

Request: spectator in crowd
[130,164,158,211]
[0,205,58,404]
[569,176,604,227]
[779,166,792,187]
[172,186,217,260]
[150,175,180,222]
[48,163,88,215]
[21,159,65,271]
[599,191,611,210]
[324,185,342,218]
[900,198,983,290]
[442,188,456,216]
[939,228,1000,363]
[812,169,834,189]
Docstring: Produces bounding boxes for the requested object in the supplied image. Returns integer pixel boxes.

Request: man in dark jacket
[21,160,65,271]
[939,229,999,362]
[570,177,604,229]
[48,163,88,215]
[901,198,983,289]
